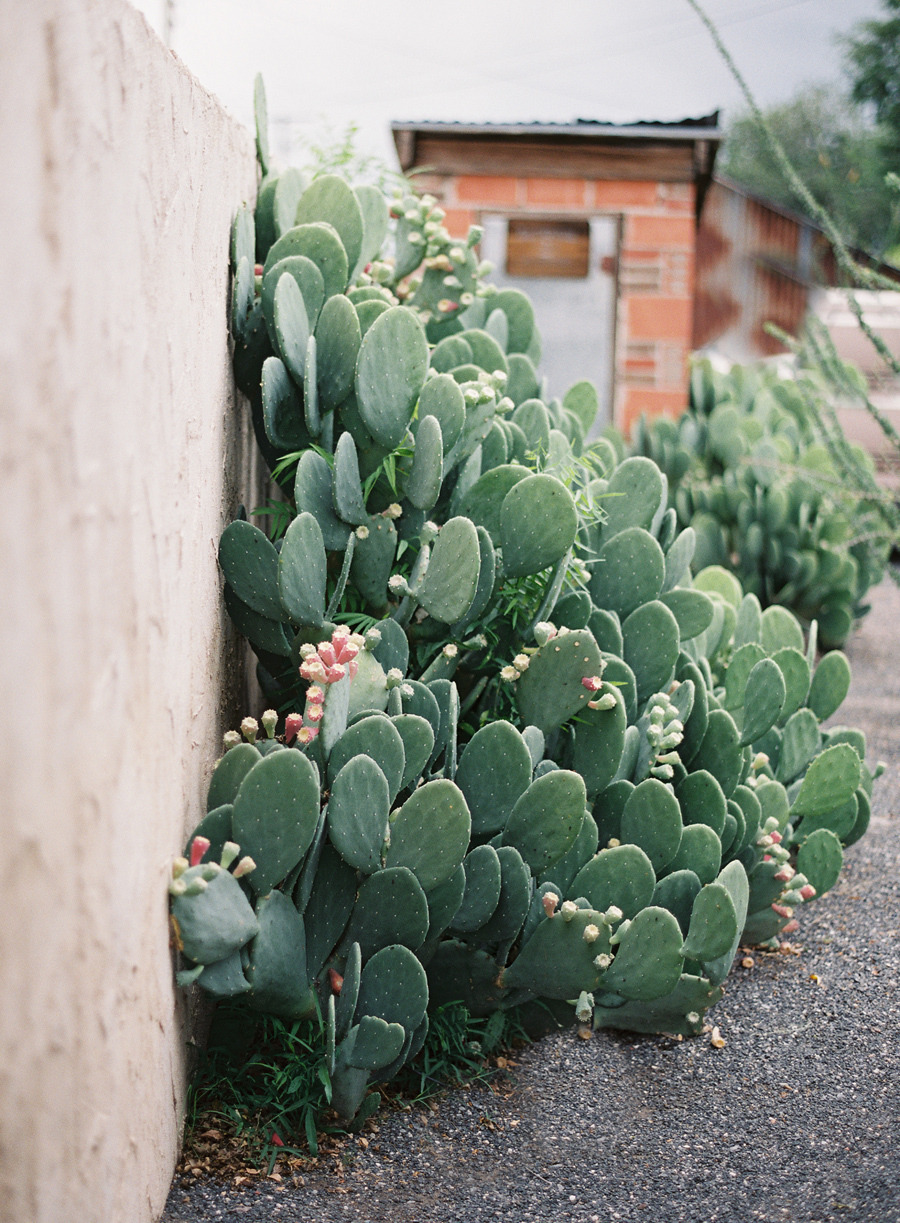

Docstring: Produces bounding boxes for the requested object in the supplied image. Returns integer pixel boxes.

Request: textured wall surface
[0,2,257,1219]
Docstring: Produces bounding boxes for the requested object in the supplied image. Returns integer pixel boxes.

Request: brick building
[392,116,720,433]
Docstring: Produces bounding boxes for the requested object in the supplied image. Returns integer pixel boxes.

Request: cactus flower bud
[582,924,601,944]
[443,643,459,658]
[781,919,800,934]
[297,725,319,744]
[201,862,221,881]
[770,830,783,844]
[560,901,578,922]
[533,622,557,647]
[220,842,240,870]
[324,663,346,684]
[752,752,770,770]
[232,856,256,879]
[317,641,337,667]
[771,903,794,919]
[222,729,242,753]
[299,642,318,659]
[400,682,414,698]
[168,877,187,897]
[300,656,328,684]
[686,1011,700,1025]
[388,574,408,595]
[355,524,370,540]
[460,292,475,305]
[593,953,612,970]
[774,866,795,883]
[437,299,459,313]
[184,876,209,896]
[575,991,594,1023]
[542,892,559,917]
[500,665,519,682]
[581,675,604,692]
[261,709,278,739]
[604,905,624,925]
[305,686,325,706]
[799,884,816,900]
[284,713,303,743]
[385,668,405,688]
[512,654,530,672]
[306,704,324,723]
[240,717,258,743]
[364,627,383,649]
[588,693,618,712]
[172,857,189,879]
[449,246,465,262]
[189,836,211,868]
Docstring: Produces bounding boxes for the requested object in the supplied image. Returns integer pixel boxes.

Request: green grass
[181,997,529,1175]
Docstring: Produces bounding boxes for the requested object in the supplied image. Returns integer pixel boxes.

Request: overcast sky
[132,0,888,171]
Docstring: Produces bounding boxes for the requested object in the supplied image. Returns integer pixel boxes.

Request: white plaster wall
[0,2,258,1219]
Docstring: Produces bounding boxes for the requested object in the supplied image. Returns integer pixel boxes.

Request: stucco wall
[0,2,258,1220]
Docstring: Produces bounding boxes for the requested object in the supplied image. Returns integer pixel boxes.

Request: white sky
[132,0,887,172]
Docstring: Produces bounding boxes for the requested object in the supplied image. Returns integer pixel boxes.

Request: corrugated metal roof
[390,114,721,141]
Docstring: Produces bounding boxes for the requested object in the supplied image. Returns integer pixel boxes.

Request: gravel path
[162,578,900,1223]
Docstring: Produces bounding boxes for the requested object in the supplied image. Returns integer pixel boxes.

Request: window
[506,218,590,278]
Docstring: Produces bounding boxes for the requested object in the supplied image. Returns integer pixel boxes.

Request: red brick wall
[416,172,696,435]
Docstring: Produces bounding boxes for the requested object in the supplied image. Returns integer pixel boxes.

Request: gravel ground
[162,578,900,1223]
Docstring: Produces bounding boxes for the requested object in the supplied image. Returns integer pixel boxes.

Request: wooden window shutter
[506,218,590,278]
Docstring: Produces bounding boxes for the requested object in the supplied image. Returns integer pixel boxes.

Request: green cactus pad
[458,465,529,544]
[350,514,397,608]
[693,565,743,609]
[425,941,506,1015]
[541,811,599,896]
[262,256,325,342]
[770,647,811,724]
[194,949,250,999]
[723,643,767,711]
[264,222,349,299]
[622,601,680,706]
[405,413,443,511]
[663,823,722,885]
[599,456,665,540]
[219,520,285,621]
[739,658,787,747]
[619,779,682,873]
[659,589,715,642]
[506,352,540,404]
[808,651,852,721]
[334,942,362,1043]
[271,272,310,388]
[315,294,361,409]
[512,399,551,456]
[502,769,587,874]
[562,379,599,432]
[795,792,859,841]
[796,827,844,896]
[278,513,327,627]
[327,754,390,873]
[652,870,702,936]
[301,844,357,977]
[733,592,763,647]
[503,906,611,999]
[294,174,364,275]
[569,843,656,918]
[844,787,871,848]
[570,691,627,798]
[474,845,531,946]
[384,779,471,891]
[415,373,465,454]
[790,743,861,820]
[590,527,665,620]
[588,608,623,656]
[332,432,368,525]
[593,973,723,1036]
[261,356,308,451]
[232,750,321,894]
[417,517,481,623]
[294,451,352,551]
[344,866,429,960]
[456,720,533,836]
[675,769,727,838]
[223,587,293,657]
[452,526,497,631]
[516,629,604,734]
[489,288,536,353]
[207,744,262,811]
[661,527,696,594]
[345,1016,406,1073]
[171,868,260,965]
[391,714,434,790]
[329,715,406,802]
[776,708,821,784]
[186,804,234,866]
[450,845,504,933]
[355,307,429,449]
[399,680,442,744]
[369,618,409,675]
[352,184,390,277]
[499,475,578,577]
[245,890,310,1018]
[600,906,684,1001]
[679,881,739,962]
[355,944,429,1033]
[760,604,805,653]
[690,709,743,797]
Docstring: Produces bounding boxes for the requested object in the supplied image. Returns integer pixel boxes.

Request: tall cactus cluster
[629,359,890,648]
[169,81,881,1124]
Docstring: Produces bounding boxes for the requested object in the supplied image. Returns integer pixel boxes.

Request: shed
[392,116,721,434]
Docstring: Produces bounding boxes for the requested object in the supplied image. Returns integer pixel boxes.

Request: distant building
[392,116,720,434]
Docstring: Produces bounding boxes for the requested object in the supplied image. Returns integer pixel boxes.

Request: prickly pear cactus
[170,79,881,1128]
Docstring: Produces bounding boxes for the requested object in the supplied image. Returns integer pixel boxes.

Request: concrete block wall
[427,173,697,434]
[0,2,258,1220]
